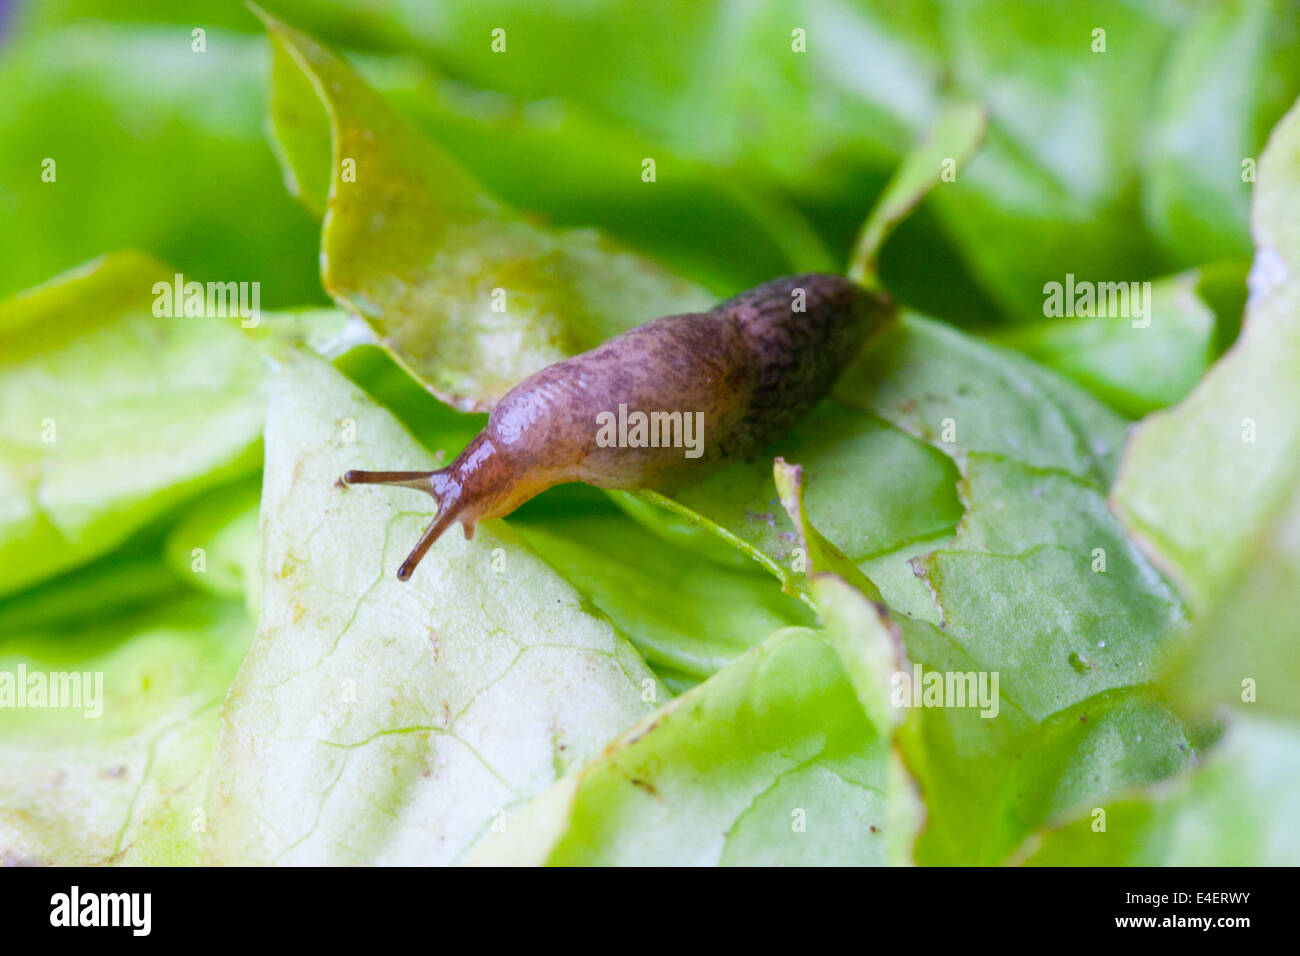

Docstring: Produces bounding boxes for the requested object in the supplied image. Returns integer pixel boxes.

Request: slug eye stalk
[342,470,434,491]
[342,469,470,580]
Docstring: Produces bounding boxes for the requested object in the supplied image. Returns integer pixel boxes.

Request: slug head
[342,433,546,582]
[341,466,471,580]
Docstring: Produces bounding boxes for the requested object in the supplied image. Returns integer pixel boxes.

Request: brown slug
[345,273,892,580]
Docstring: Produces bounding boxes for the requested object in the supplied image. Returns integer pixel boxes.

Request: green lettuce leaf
[1020,713,1300,865]
[373,63,836,293]
[1021,93,1300,868]
[1112,95,1300,612]
[992,269,1222,417]
[839,328,1194,863]
[925,0,1175,319]
[512,489,813,688]
[25,3,1300,328]
[259,10,711,411]
[0,596,252,866]
[19,0,942,197]
[1163,476,1300,721]
[848,100,987,288]
[1021,468,1300,864]
[468,620,916,866]
[625,395,963,604]
[617,313,1192,863]
[470,472,922,866]
[0,252,267,596]
[203,351,660,864]
[163,477,262,616]
[0,543,180,640]
[1142,0,1300,265]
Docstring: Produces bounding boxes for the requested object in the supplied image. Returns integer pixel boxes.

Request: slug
[345,273,892,580]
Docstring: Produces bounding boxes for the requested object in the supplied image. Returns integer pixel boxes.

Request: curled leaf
[259,10,710,411]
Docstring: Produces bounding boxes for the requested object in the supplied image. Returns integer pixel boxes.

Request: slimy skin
[345,273,892,580]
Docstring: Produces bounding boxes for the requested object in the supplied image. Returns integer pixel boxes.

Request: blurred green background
[4,0,1295,326]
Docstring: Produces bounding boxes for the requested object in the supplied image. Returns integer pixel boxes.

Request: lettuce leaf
[203,351,660,864]
[0,252,267,596]
[0,596,252,865]
[258,10,710,411]
[1022,93,1300,867]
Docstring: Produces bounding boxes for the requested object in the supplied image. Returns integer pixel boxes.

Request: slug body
[346,274,891,579]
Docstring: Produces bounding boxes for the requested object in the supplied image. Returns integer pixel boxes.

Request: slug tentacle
[344,432,529,577]
[342,467,468,577]
[395,501,468,580]
[344,273,893,581]
[342,470,438,490]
